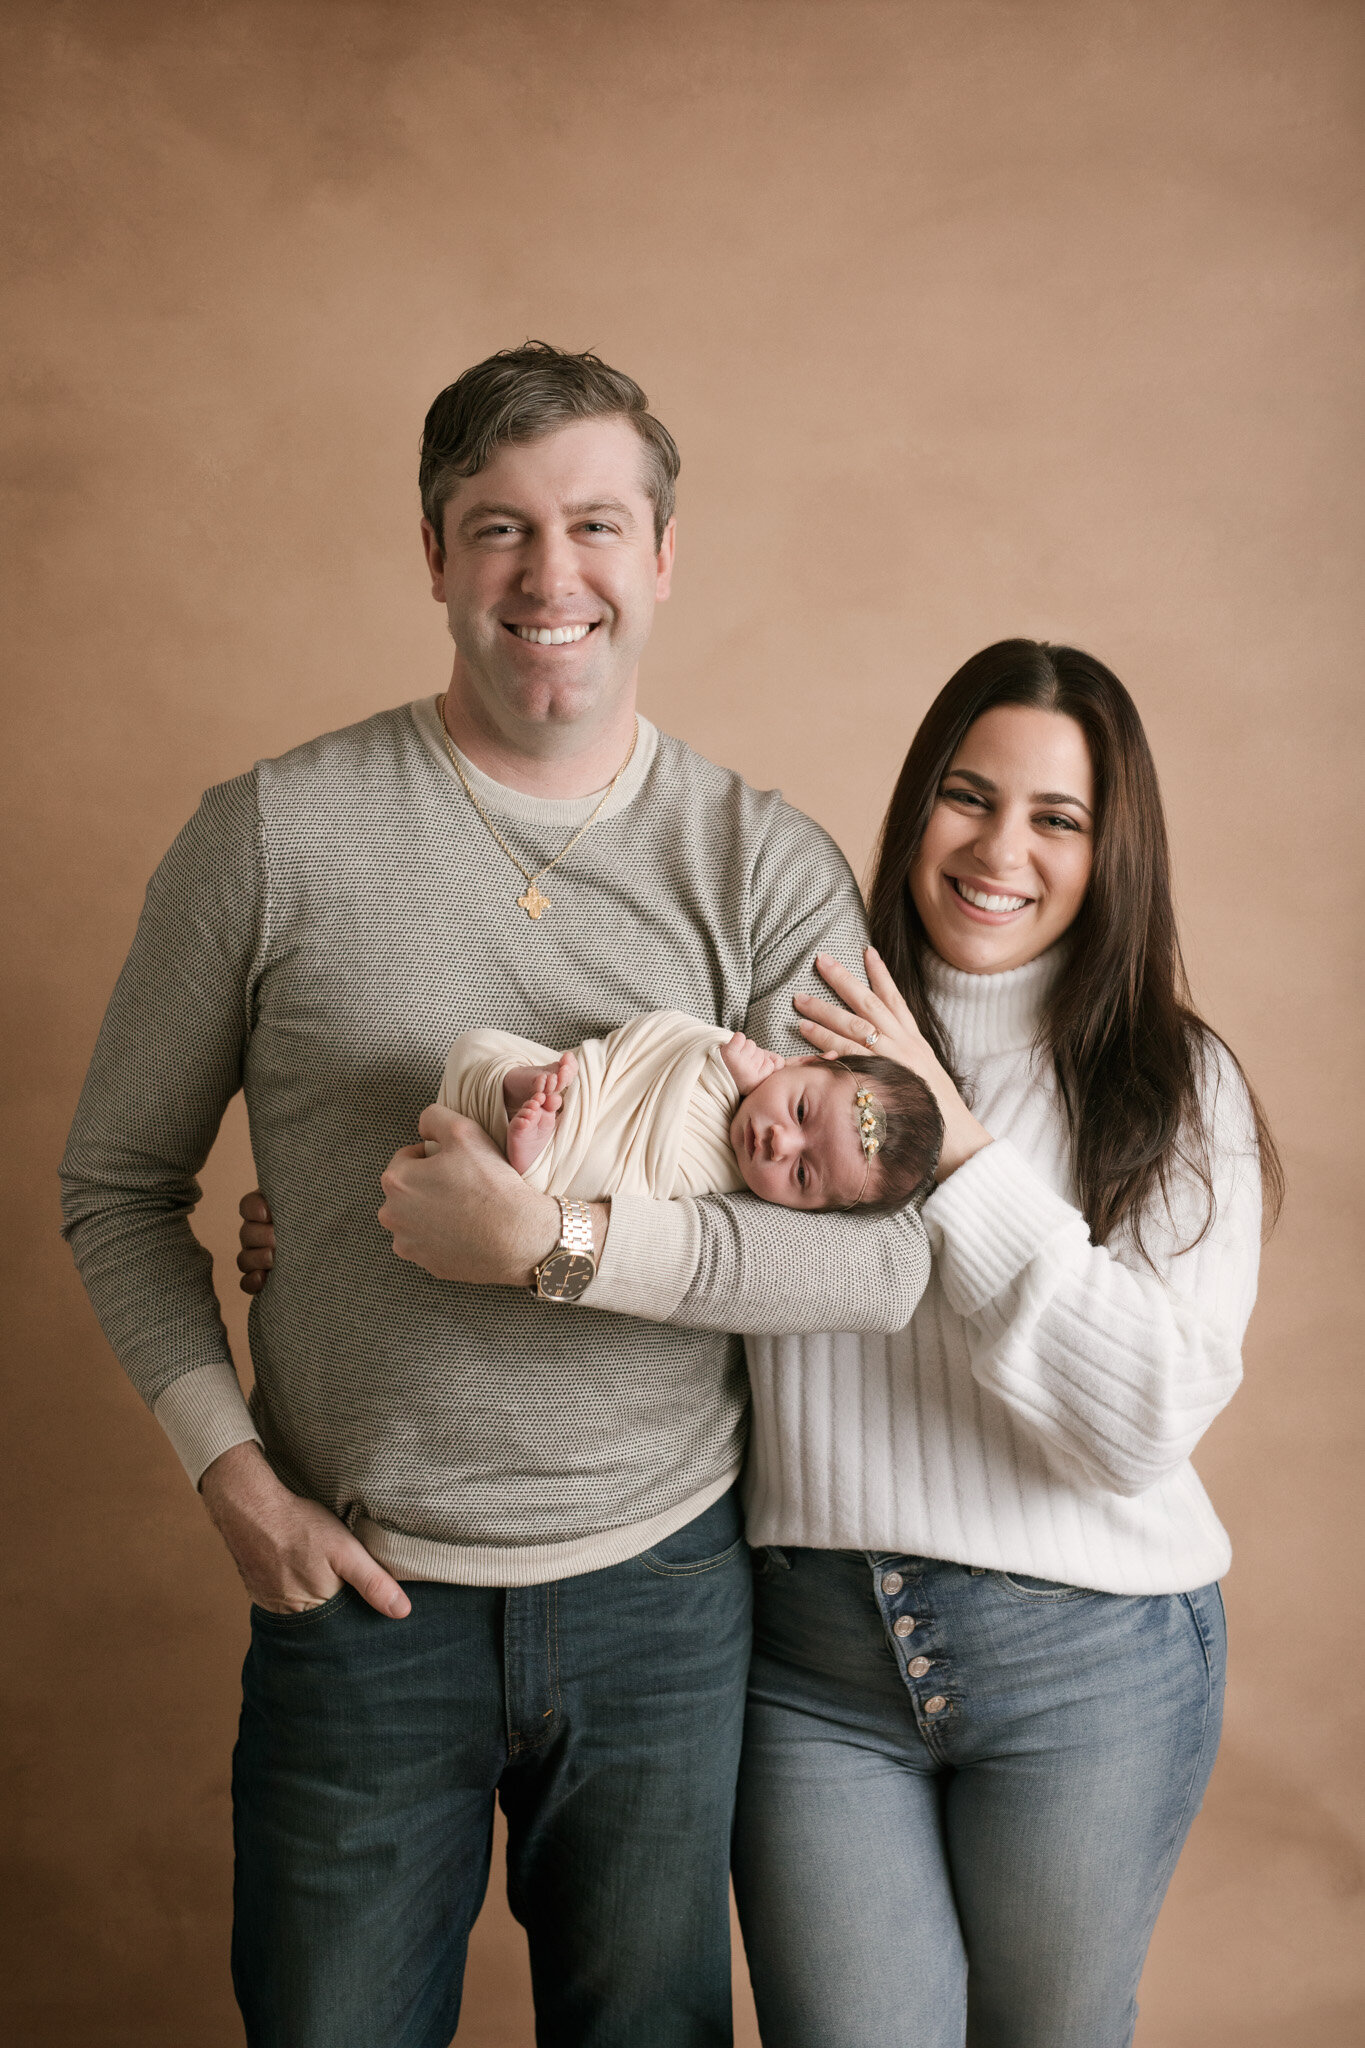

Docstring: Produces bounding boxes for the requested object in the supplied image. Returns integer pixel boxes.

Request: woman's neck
[923,943,1065,1060]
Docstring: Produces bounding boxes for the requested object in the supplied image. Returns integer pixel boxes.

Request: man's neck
[439,677,641,799]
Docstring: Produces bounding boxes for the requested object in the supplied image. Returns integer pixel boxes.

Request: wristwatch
[531,1197,597,1302]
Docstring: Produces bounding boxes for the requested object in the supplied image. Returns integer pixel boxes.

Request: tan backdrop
[4,2,1362,2041]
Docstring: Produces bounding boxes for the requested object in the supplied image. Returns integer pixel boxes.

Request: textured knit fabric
[743,946,1262,1594]
[61,697,931,1586]
[438,1011,744,1199]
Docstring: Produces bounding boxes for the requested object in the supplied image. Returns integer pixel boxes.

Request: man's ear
[654,517,676,601]
[421,516,447,600]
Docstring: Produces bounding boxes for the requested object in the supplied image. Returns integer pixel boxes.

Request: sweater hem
[354,1466,740,1586]
[740,1516,1232,1598]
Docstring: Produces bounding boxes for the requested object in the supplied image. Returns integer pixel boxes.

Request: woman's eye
[943,786,985,809]
[1038,813,1079,832]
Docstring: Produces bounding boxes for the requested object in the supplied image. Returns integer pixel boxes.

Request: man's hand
[238,1104,610,1295]
[199,1440,411,1618]
[237,1189,274,1294]
[380,1104,600,1284]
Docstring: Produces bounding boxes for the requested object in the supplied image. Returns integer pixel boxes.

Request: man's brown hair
[419,342,681,551]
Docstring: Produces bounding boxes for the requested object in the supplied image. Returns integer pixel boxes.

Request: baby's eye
[796,1096,806,1124]
[797,1160,807,1188]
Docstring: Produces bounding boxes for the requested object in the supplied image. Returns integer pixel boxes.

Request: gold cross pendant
[517,881,551,920]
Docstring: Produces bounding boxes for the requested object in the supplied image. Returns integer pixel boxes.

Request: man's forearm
[584,1190,930,1336]
[61,773,264,1481]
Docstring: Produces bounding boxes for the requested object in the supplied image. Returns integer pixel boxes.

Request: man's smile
[504,621,600,646]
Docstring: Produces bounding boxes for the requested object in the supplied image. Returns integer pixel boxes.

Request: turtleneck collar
[922,944,1066,1062]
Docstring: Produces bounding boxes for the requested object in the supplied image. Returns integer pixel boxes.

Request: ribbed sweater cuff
[923,1139,1085,1315]
[152,1360,262,1489]
[579,1195,700,1322]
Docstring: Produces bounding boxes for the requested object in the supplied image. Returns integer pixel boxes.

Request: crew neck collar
[411,696,658,825]
[923,944,1066,1060]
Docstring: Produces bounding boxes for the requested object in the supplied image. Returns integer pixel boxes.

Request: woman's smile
[946,875,1035,922]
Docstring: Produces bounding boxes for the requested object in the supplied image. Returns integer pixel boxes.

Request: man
[62,343,929,2048]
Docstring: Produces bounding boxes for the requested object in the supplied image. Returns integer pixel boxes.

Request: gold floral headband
[833,1070,887,1205]
[854,1086,887,1161]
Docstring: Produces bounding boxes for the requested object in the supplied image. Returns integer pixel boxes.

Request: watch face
[535,1250,596,1302]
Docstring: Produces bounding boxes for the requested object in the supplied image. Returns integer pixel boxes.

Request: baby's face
[729,1060,870,1210]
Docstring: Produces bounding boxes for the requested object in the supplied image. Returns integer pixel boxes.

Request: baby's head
[729,1055,944,1212]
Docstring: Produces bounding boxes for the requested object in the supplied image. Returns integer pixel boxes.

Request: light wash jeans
[231,1487,751,2048]
[732,1547,1225,2048]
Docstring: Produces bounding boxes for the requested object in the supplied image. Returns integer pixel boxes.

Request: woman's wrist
[934,1104,993,1182]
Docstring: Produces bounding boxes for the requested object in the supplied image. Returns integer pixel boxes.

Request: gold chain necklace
[436,696,639,920]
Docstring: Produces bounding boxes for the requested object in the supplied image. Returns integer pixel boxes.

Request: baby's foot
[504,1053,577,1176]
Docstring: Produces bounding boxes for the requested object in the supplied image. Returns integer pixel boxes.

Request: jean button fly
[908,1656,931,1678]
[925,1695,947,1714]
[881,1571,904,1596]
[892,1615,916,1638]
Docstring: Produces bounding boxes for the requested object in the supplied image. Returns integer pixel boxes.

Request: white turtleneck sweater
[742,947,1262,1595]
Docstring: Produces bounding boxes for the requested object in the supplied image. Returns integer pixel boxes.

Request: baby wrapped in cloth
[439,1009,944,1213]
[441,1011,745,1200]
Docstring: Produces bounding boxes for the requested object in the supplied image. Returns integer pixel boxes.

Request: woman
[731,638,1281,2046]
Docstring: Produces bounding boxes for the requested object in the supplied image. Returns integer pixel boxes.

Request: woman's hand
[795,947,993,1181]
[237,1189,274,1294]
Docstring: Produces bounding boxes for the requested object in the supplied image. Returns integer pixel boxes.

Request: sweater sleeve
[921,1042,1262,1496]
[59,775,266,1485]
[583,801,932,1334]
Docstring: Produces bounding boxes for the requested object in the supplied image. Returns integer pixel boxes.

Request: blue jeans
[732,1548,1225,2048]
[231,1488,751,2048]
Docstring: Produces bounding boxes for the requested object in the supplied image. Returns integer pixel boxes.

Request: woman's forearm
[925,1134,1260,1495]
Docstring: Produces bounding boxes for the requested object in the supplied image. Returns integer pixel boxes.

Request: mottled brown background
[3,0,1362,2041]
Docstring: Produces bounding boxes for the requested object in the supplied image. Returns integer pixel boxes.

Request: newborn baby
[439,1010,942,1213]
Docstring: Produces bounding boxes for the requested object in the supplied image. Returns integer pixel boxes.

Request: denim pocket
[642,1488,745,1576]
[250,1584,354,1627]
[996,1570,1090,1602]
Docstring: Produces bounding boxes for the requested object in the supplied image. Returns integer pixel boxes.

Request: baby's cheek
[733,1146,774,1205]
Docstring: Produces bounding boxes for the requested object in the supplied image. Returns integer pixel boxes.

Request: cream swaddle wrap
[439,1010,746,1201]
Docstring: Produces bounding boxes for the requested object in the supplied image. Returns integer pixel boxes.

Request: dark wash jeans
[733,1547,1226,2048]
[231,1487,751,2048]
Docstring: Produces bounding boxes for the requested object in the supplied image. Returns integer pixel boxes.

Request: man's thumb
[416,1101,461,1146]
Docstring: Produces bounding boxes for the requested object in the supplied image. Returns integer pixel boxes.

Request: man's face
[424,416,674,749]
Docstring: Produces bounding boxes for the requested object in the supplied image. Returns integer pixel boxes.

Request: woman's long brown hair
[866,640,1283,1255]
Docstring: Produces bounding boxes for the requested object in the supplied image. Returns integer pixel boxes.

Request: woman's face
[909,705,1095,975]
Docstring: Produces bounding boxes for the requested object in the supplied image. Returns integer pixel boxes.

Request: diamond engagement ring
[865,1027,879,1048]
